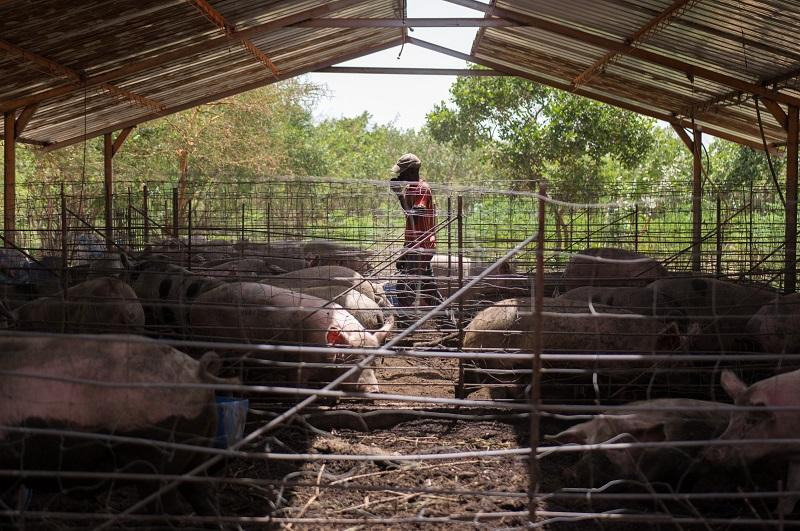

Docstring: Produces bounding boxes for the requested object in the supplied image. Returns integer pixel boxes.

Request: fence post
[60,184,68,290]
[126,187,132,248]
[187,199,193,271]
[633,203,639,253]
[529,182,546,525]
[241,203,246,243]
[142,184,149,249]
[716,194,722,277]
[172,187,179,239]
[266,200,271,253]
[446,196,452,297]
[454,195,466,399]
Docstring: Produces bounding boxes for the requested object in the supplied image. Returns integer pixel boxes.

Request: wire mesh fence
[1,176,800,529]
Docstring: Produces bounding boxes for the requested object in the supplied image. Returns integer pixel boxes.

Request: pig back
[0,335,220,488]
[563,248,667,291]
[14,277,144,334]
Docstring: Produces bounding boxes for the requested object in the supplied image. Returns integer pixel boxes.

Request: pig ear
[326,326,349,346]
[721,370,747,400]
[199,351,222,377]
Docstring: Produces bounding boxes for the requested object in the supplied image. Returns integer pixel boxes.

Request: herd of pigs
[4,240,800,517]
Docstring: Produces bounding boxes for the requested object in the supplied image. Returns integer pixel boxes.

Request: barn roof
[468,0,800,151]
[3,0,800,152]
[0,0,403,150]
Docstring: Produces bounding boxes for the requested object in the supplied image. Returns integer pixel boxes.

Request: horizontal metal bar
[317,66,508,76]
[295,17,517,28]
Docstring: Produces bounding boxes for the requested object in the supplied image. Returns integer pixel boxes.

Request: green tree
[426,71,657,199]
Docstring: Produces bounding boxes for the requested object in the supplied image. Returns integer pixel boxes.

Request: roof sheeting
[0,0,403,149]
[470,0,800,150]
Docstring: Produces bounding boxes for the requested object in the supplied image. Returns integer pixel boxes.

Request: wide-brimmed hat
[391,153,421,174]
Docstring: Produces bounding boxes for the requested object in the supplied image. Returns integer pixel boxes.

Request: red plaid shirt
[401,180,436,250]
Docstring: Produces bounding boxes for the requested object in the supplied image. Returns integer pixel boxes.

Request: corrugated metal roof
[0,0,403,149]
[471,0,800,150]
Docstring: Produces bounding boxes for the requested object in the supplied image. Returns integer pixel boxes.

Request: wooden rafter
[40,37,404,152]
[0,37,164,113]
[188,0,279,77]
[443,0,800,108]
[14,104,39,138]
[571,0,698,90]
[406,37,779,153]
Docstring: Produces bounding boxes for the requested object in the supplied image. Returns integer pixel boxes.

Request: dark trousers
[396,248,442,308]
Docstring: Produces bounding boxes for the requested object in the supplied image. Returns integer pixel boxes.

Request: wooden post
[692,127,703,273]
[528,182,546,525]
[716,194,722,277]
[633,203,639,253]
[187,199,193,271]
[104,132,113,252]
[4,112,16,247]
[454,195,465,398]
[786,105,799,293]
[60,185,68,289]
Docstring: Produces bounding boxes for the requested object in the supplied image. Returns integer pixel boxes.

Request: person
[389,153,441,309]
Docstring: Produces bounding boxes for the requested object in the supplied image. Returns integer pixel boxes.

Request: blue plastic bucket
[214,397,249,449]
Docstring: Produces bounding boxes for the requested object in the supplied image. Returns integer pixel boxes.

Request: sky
[306,0,489,131]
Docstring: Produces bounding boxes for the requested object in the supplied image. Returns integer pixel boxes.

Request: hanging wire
[754,95,786,207]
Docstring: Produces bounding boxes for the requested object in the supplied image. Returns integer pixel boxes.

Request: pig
[558,285,684,318]
[0,335,232,514]
[547,399,730,488]
[747,293,800,354]
[563,247,668,292]
[429,254,522,301]
[198,257,286,278]
[260,265,384,305]
[189,282,392,392]
[14,277,144,334]
[128,260,223,336]
[461,297,681,398]
[705,369,800,515]
[299,285,385,329]
[302,240,375,274]
[649,277,777,354]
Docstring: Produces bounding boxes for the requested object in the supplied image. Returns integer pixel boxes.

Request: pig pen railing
[2,177,800,529]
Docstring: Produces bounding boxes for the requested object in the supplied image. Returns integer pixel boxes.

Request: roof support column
[785,105,798,293]
[104,127,132,252]
[3,111,15,248]
[692,127,703,273]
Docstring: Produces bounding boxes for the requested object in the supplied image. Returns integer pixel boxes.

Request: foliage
[426,71,657,200]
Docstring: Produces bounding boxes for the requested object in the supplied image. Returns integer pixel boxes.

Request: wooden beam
[571,0,697,89]
[406,37,779,152]
[3,112,15,247]
[40,38,404,152]
[671,123,694,151]
[0,38,165,112]
[0,0,365,113]
[692,126,702,272]
[189,0,279,77]
[317,66,508,76]
[762,98,788,131]
[112,126,133,157]
[14,103,38,138]
[444,0,800,108]
[296,17,517,28]
[786,105,799,293]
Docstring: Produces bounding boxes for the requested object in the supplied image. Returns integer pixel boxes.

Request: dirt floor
[9,328,797,530]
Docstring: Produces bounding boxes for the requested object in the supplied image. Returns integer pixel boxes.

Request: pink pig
[705,369,800,515]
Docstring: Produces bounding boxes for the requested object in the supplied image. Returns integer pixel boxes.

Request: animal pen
[0,175,799,529]
[7,0,800,529]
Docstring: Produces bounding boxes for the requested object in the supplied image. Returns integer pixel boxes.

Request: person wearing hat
[390,153,440,309]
